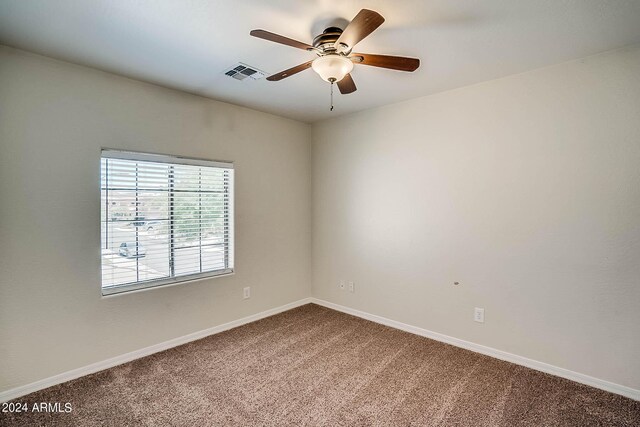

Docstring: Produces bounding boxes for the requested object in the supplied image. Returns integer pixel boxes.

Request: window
[100,150,234,295]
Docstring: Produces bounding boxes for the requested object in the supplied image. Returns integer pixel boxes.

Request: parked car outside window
[119,242,146,258]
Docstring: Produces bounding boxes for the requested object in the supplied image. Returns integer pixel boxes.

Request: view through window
[100,150,234,295]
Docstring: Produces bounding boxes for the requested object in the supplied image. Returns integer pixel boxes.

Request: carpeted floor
[2,304,639,426]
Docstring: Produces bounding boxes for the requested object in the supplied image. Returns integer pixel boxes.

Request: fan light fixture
[250,8,420,111]
[311,54,353,83]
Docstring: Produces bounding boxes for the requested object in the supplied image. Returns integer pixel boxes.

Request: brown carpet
[2,304,639,426]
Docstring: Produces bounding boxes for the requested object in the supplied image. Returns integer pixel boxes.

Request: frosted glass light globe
[312,55,354,82]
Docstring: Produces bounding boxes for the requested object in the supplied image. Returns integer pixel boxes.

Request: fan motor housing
[313,27,345,53]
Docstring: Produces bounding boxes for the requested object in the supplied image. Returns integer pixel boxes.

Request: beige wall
[0,46,311,391]
[312,46,640,390]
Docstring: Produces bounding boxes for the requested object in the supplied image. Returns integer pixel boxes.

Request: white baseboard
[310,298,640,401]
[3,296,638,403]
[0,297,313,403]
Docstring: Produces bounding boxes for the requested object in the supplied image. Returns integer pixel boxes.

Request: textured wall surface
[312,46,640,390]
[0,46,311,392]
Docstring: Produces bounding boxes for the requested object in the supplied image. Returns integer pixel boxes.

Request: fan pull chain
[330,81,334,111]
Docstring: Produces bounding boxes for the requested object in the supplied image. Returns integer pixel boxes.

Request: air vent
[223,63,266,81]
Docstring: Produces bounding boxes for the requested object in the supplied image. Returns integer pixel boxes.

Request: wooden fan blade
[250,29,312,50]
[351,53,420,72]
[266,61,313,81]
[335,9,385,52]
[337,73,357,94]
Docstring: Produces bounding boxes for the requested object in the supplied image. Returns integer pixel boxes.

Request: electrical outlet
[243,287,251,299]
[348,281,355,293]
[474,307,485,323]
[339,280,345,290]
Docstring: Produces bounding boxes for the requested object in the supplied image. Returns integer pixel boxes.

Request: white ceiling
[1,0,640,123]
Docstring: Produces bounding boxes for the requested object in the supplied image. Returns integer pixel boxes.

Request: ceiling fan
[250,9,420,101]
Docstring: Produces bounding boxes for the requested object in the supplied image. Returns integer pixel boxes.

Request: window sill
[101,269,235,297]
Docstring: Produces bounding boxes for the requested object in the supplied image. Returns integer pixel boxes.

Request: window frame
[100,149,234,296]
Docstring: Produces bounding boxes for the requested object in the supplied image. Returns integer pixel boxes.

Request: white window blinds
[100,150,234,295]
